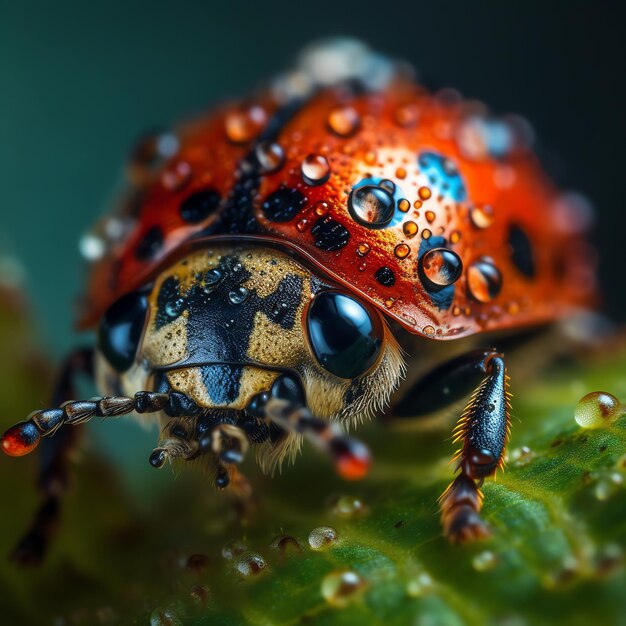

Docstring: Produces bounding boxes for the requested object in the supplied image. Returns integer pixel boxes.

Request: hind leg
[393,349,511,543]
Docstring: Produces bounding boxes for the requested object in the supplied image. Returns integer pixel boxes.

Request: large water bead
[419,248,463,288]
[467,257,502,302]
[348,185,395,228]
[575,392,623,429]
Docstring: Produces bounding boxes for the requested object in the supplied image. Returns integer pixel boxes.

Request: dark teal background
[1,0,624,358]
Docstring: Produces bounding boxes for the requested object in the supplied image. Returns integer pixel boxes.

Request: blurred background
[1,0,624,355]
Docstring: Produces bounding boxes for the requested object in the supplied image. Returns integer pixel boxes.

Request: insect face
[124,244,405,422]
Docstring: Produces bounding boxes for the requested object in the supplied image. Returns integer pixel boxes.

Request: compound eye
[98,289,149,373]
[306,291,383,379]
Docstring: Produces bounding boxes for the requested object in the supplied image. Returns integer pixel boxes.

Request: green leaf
[0,278,625,625]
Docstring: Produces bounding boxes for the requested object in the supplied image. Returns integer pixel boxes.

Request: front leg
[393,349,511,542]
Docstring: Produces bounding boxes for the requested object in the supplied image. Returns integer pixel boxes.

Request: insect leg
[9,348,92,565]
[256,394,371,481]
[2,390,170,458]
[439,351,511,542]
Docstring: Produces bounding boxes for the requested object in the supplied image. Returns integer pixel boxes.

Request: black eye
[98,289,149,372]
[306,291,383,379]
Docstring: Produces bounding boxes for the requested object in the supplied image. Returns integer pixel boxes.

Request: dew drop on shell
[418,186,432,200]
[470,204,495,229]
[301,154,331,185]
[356,242,370,257]
[255,141,285,173]
[403,221,418,238]
[308,526,339,550]
[327,106,360,137]
[394,243,411,259]
[398,198,411,212]
[348,186,395,228]
[225,106,267,143]
[421,228,432,240]
[228,286,249,305]
[161,161,192,191]
[467,257,502,302]
[420,248,463,287]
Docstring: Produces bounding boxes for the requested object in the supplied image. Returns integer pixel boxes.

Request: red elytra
[77,79,595,339]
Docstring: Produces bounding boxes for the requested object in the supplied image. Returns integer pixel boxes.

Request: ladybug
[1,39,595,562]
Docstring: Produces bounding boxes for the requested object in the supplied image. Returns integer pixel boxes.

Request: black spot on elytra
[262,188,307,222]
[135,226,164,260]
[508,224,536,278]
[375,266,395,287]
[311,216,350,251]
[417,236,455,310]
[180,189,221,224]
[195,98,307,238]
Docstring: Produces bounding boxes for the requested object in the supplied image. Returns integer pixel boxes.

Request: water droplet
[421,229,432,240]
[205,268,223,286]
[450,230,461,244]
[314,200,330,216]
[413,200,422,210]
[150,607,182,626]
[332,495,367,518]
[255,141,285,173]
[225,106,267,143]
[296,218,310,232]
[348,185,395,228]
[423,325,436,335]
[327,106,360,137]
[384,297,395,308]
[270,534,302,555]
[394,104,419,127]
[403,221,418,238]
[161,161,192,191]
[380,179,396,193]
[398,198,411,212]
[321,570,366,607]
[425,210,436,223]
[189,585,210,607]
[301,154,331,185]
[308,526,339,550]
[575,392,623,429]
[594,472,623,501]
[420,248,463,287]
[418,186,432,200]
[470,204,495,229]
[406,573,433,597]
[467,257,502,302]
[222,540,247,560]
[595,543,623,576]
[509,446,535,466]
[356,242,370,256]
[394,243,410,259]
[396,167,407,179]
[228,286,249,305]
[233,552,267,577]
[165,298,185,318]
[364,150,377,165]
[472,550,497,572]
